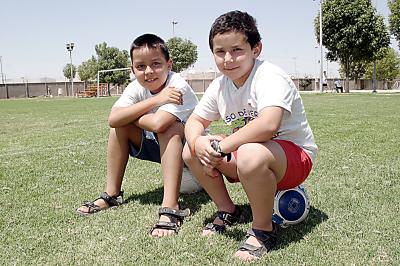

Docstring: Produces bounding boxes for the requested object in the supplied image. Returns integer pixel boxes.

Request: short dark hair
[129,33,170,62]
[208,10,261,51]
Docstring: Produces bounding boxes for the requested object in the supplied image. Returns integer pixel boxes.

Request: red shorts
[225,140,313,190]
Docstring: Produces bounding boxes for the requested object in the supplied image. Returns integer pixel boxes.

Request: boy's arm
[185,114,211,154]
[135,110,178,133]
[108,97,160,128]
[108,87,182,128]
[218,106,284,153]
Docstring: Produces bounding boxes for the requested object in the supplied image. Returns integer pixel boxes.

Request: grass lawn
[0,93,399,265]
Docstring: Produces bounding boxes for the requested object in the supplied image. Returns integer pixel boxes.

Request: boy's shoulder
[252,60,293,85]
[255,60,287,77]
[167,71,190,87]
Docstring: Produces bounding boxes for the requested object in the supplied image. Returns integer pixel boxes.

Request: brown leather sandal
[203,205,245,233]
[76,191,124,216]
[149,207,191,235]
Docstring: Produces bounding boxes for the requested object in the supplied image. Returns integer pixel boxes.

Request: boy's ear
[167,59,173,70]
[253,42,262,58]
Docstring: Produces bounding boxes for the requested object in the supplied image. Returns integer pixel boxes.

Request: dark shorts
[128,130,161,163]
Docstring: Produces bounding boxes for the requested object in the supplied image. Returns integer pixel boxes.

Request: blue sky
[0,0,396,82]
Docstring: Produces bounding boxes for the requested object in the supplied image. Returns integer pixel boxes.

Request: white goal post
[97,67,131,97]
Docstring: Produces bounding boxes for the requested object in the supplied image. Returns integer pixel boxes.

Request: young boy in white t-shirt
[77,33,201,237]
[183,11,317,260]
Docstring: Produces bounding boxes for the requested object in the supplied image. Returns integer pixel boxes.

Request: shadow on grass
[276,206,328,249]
[224,206,328,247]
[204,203,253,239]
[125,187,211,214]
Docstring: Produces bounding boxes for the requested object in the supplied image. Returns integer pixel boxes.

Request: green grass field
[1,93,399,265]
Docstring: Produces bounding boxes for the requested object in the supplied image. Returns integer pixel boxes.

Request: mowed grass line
[0,94,399,265]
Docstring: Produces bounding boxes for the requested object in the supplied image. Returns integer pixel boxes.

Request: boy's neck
[150,74,169,94]
[150,78,168,95]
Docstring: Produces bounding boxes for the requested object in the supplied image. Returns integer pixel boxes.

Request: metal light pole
[292,57,297,78]
[0,56,8,99]
[319,0,324,93]
[372,61,377,93]
[66,43,74,96]
[0,56,4,84]
[172,21,178,37]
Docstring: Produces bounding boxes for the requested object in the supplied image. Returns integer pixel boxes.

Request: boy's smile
[131,47,172,93]
[212,31,261,88]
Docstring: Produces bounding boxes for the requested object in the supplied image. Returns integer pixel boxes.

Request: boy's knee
[110,125,129,137]
[159,121,184,139]
[236,144,269,178]
[182,144,194,165]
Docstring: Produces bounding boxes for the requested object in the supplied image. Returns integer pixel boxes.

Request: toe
[202,228,216,236]
[234,250,257,261]
[76,206,89,213]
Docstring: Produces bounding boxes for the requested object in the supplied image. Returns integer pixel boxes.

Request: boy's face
[212,31,261,87]
[131,47,172,93]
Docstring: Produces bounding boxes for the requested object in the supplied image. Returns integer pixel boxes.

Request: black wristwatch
[211,140,231,162]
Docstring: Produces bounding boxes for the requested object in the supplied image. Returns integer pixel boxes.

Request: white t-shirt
[194,59,317,163]
[113,72,198,123]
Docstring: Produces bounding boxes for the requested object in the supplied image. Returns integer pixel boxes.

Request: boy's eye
[136,65,146,71]
[153,62,161,67]
[233,48,242,52]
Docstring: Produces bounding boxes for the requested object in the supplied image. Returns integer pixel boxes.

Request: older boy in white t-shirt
[183,11,317,260]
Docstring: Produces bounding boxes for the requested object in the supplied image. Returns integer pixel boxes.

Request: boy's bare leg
[182,144,237,236]
[77,124,142,213]
[233,141,286,261]
[150,122,184,237]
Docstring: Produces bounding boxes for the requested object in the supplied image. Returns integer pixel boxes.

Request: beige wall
[1,78,397,99]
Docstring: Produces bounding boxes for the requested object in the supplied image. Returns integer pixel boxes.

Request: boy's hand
[195,135,224,169]
[156,86,183,106]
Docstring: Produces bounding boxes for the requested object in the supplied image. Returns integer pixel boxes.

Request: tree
[78,42,130,85]
[95,42,130,85]
[364,47,400,80]
[63,63,76,80]
[315,0,390,92]
[388,0,400,48]
[166,37,198,72]
[77,56,97,81]
[338,60,367,81]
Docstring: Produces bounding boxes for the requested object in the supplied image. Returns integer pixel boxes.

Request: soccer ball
[180,167,203,194]
[272,184,310,227]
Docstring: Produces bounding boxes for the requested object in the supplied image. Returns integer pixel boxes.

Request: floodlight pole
[0,56,4,84]
[319,0,323,93]
[0,56,8,99]
[172,21,178,37]
[372,61,377,93]
[66,43,74,96]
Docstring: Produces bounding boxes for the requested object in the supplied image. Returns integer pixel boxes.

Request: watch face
[211,140,219,152]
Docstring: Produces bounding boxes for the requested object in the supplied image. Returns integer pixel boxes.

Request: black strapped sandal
[203,205,245,234]
[76,191,125,216]
[149,207,191,235]
[237,223,279,258]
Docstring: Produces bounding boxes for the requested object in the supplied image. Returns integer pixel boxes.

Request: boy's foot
[76,192,124,216]
[234,224,278,261]
[150,214,180,237]
[202,205,244,236]
[149,207,190,237]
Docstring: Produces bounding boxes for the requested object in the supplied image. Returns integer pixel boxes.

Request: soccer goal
[96,67,131,97]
